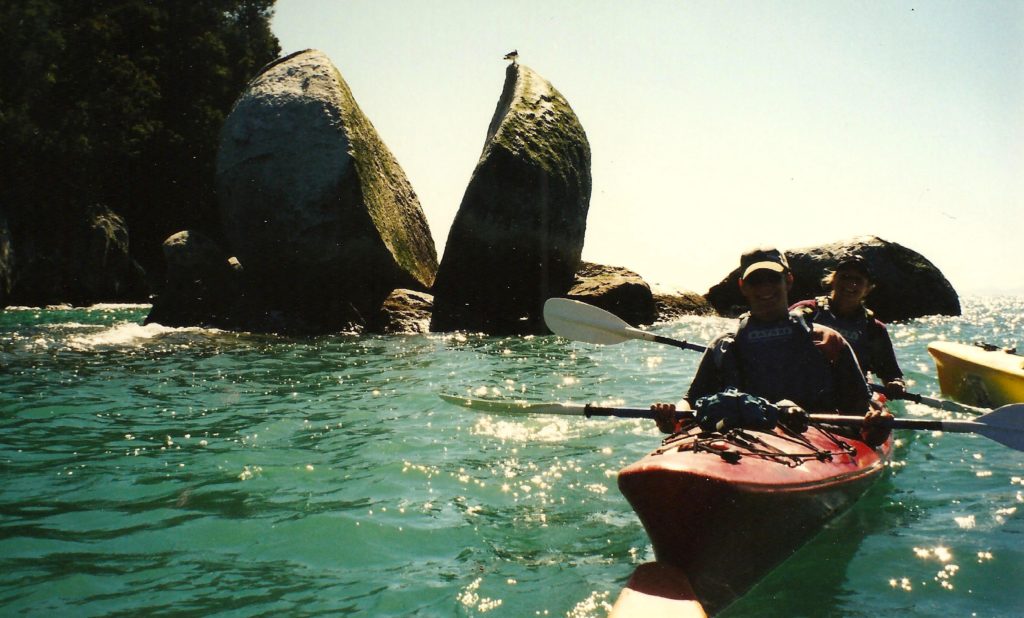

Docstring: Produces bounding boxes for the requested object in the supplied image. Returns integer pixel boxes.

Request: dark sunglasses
[744,271,784,286]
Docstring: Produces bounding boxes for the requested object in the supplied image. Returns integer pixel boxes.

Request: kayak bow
[928,341,1024,408]
[616,417,892,615]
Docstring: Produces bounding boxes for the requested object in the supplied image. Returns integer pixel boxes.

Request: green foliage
[0,0,280,278]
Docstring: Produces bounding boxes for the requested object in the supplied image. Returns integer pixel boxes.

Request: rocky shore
[1,50,960,332]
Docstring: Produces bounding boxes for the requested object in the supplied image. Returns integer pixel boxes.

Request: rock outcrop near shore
[654,291,715,322]
[197,49,437,333]
[560,261,711,326]
[430,63,592,335]
[0,211,12,307]
[4,204,147,307]
[566,262,657,326]
[366,288,434,335]
[143,231,244,328]
[706,236,960,322]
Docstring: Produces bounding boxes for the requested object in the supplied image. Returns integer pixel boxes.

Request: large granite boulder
[430,63,591,334]
[706,236,960,322]
[216,49,438,333]
[566,262,656,327]
[5,204,147,307]
[144,230,245,328]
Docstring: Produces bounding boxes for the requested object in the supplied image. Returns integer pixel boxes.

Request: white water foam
[3,303,152,311]
[65,321,214,351]
[86,303,153,311]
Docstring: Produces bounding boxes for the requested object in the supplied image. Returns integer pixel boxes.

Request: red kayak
[616,418,892,615]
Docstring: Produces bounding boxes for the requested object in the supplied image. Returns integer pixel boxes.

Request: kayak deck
[617,421,891,614]
[928,341,1024,408]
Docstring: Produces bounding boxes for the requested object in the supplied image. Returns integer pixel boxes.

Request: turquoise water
[1,298,1022,617]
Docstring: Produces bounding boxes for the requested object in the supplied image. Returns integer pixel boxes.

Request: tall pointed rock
[216,49,437,333]
[431,64,592,334]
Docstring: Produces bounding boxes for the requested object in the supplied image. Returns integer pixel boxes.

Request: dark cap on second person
[836,253,872,279]
[739,247,790,281]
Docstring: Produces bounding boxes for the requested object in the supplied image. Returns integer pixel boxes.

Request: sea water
[1,298,1022,617]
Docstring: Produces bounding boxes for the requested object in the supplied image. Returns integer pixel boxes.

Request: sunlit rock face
[431,63,591,335]
[216,49,437,333]
[566,262,657,327]
[706,236,960,322]
[366,288,433,335]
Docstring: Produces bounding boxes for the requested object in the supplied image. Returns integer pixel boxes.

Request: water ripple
[1,299,1022,616]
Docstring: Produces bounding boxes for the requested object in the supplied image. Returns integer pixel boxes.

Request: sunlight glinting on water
[1,297,1022,616]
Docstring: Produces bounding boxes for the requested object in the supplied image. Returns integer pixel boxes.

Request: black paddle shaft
[651,334,708,353]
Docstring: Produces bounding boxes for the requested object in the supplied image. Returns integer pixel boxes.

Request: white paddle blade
[439,393,589,416]
[975,404,1024,450]
[935,404,1024,451]
[543,298,642,345]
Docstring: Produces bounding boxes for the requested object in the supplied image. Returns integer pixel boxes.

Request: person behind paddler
[790,252,907,399]
[652,247,893,447]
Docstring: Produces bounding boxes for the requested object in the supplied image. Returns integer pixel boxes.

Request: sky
[270,0,1023,295]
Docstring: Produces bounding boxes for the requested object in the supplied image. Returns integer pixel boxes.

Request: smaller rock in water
[566,262,656,327]
[705,236,959,322]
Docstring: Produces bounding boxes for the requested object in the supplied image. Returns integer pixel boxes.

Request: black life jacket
[715,311,836,410]
[809,295,876,369]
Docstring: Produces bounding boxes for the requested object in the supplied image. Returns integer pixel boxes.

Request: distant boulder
[144,231,244,328]
[566,262,656,327]
[215,49,438,334]
[366,288,433,335]
[706,236,960,322]
[431,63,591,334]
[654,291,715,322]
[77,205,149,301]
[563,262,713,326]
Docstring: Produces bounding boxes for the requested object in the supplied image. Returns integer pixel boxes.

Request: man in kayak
[653,247,892,446]
[790,252,907,398]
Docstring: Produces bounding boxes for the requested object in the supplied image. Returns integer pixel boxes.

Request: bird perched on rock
[503,49,519,64]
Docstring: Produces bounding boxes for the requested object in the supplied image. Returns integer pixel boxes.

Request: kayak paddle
[813,404,1024,451]
[868,383,988,415]
[543,297,707,352]
[543,297,988,415]
[439,393,670,419]
[441,394,1024,452]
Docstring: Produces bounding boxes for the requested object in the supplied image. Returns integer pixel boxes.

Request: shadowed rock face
[654,291,714,322]
[144,231,242,328]
[215,49,437,333]
[431,63,591,335]
[4,204,147,307]
[0,210,12,306]
[706,236,960,322]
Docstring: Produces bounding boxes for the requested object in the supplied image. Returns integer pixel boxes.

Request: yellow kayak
[927,341,1024,407]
